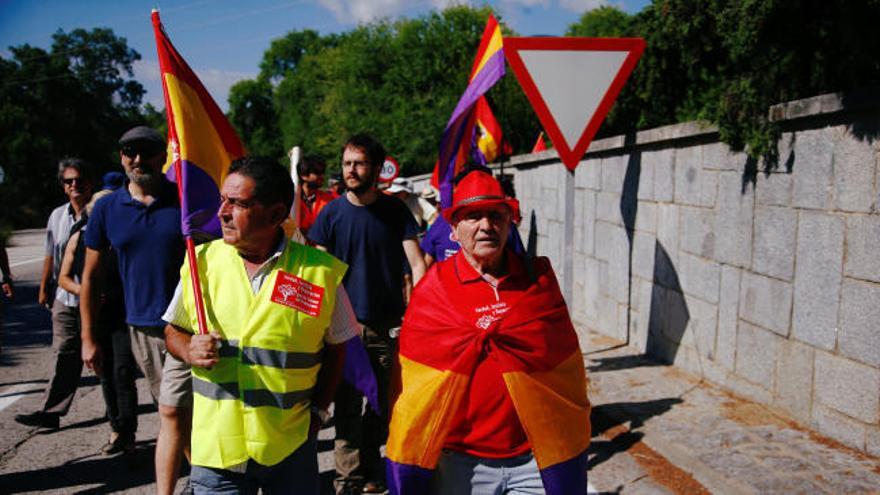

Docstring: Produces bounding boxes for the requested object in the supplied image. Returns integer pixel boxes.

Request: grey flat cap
[119,126,164,146]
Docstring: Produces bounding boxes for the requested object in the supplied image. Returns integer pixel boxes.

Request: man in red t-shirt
[295,155,337,238]
[388,169,591,494]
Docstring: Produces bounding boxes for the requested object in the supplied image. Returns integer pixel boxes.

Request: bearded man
[80,126,190,494]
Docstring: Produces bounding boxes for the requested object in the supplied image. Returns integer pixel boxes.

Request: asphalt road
[0,229,164,494]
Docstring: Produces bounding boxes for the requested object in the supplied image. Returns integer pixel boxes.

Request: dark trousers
[41,301,83,416]
[98,317,138,437]
[334,322,396,487]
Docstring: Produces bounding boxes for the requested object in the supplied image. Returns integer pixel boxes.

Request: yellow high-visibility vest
[178,238,347,468]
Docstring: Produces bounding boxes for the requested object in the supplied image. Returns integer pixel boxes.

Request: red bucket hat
[443,171,521,223]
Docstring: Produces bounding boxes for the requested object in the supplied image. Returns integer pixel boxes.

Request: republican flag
[532,131,549,153]
[474,96,511,163]
[152,9,245,241]
[436,13,505,209]
[152,12,379,411]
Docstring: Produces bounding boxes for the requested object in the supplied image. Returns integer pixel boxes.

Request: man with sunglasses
[80,126,190,494]
[15,158,94,430]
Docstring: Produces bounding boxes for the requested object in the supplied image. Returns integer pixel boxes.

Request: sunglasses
[121,143,163,159]
[62,177,87,186]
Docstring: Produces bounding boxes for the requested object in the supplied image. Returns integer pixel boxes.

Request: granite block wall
[410,92,880,453]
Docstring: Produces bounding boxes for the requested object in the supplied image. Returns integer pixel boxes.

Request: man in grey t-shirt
[15,158,93,430]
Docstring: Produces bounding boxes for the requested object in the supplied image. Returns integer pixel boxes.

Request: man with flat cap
[80,126,192,494]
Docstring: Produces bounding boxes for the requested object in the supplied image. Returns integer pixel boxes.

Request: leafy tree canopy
[0,28,148,228]
[566,6,634,37]
[229,6,540,177]
[584,0,880,158]
[232,0,880,177]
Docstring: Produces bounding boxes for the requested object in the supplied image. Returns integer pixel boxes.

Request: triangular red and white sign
[505,37,645,171]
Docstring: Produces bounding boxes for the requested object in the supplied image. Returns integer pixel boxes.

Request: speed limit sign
[379,156,400,184]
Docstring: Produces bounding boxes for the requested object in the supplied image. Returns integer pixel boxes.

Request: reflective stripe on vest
[214,340,322,368]
[192,377,314,409]
[180,238,347,469]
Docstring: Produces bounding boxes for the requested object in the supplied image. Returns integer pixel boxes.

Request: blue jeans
[190,438,318,495]
[432,450,544,495]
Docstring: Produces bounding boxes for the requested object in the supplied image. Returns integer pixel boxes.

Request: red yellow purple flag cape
[386,254,591,494]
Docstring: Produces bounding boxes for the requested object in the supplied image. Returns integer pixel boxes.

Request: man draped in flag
[434,14,506,210]
[386,169,591,494]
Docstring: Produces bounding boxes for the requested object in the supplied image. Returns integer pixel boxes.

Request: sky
[0,0,651,111]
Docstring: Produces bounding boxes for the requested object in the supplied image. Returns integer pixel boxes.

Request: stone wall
[410,92,880,454]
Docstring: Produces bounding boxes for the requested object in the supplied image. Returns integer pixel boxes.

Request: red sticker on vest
[270,271,325,317]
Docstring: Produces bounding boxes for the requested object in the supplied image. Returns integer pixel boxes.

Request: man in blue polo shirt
[309,133,427,495]
[80,126,190,495]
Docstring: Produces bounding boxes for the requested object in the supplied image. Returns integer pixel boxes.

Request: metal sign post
[563,168,576,302]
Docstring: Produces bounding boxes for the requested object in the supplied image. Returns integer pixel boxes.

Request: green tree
[228,78,282,157]
[228,29,341,162]
[711,0,880,155]
[259,29,337,81]
[566,6,633,37]
[573,0,880,157]
[141,103,167,137]
[0,28,145,228]
[261,6,539,176]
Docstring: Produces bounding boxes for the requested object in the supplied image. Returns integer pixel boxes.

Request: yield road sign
[504,37,645,171]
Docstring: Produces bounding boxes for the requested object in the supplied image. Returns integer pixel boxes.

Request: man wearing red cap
[387,168,592,494]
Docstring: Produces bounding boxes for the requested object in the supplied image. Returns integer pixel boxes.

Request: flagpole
[563,167,575,304]
[289,146,301,230]
[154,8,212,336]
[184,236,210,335]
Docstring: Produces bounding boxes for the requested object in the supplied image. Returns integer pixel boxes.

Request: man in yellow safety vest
[164,156,360,494]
